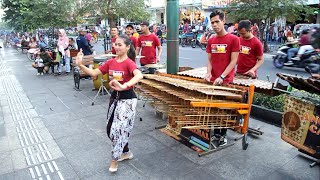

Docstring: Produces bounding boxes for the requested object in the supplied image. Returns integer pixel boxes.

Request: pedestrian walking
[75,35,143,173]
[205,10,240,146]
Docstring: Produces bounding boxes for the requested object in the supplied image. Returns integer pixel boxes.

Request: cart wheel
[242,133,249,150]
[91,102,94,106]
[140,117,143,121]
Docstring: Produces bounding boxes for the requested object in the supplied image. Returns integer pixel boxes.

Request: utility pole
[166,0,179,74]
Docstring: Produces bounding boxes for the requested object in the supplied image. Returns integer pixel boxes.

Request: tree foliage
[2,0,76,31]
[226,0,316,52]
[77,0,150,26]
[226,0,316,23]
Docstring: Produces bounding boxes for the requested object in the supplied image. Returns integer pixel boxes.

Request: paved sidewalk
[0,48,319,180]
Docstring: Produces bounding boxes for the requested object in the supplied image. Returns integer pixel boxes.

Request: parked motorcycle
[273,43,320,73]
[180,32,194,47]
[191,33,206,50]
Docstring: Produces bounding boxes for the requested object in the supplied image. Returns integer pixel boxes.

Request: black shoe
[64,72,69,75]
[218,136,227,147]
[54,72,61,76]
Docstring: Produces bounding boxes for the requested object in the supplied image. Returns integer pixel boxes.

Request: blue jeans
[287,48,298,60]
[57,56,70,73]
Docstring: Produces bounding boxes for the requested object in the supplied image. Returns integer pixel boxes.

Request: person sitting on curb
[31,48,52,75]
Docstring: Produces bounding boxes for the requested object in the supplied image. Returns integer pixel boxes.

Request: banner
[281,96,320,158]
[202,0,234,9]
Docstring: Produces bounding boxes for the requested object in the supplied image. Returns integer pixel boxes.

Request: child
[34,54,44,75]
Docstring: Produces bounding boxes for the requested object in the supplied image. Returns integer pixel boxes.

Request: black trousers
[214,129,227,137]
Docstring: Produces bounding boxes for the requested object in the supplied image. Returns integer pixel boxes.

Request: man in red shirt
[205,10,240,147]
[237,20,264,78]
[125,24,138,49]
[106,27,119,55]
[136,21,162,66]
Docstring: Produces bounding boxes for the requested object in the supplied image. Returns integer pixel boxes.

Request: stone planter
[250,104,283,127]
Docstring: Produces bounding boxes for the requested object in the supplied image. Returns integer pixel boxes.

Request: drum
[93,57,110,90]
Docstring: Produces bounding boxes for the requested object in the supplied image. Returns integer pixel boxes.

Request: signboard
[281,96,320,158]
[202,0,234,9]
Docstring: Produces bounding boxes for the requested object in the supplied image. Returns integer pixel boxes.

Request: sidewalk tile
[56,130,107,157]
[0,151,14,175]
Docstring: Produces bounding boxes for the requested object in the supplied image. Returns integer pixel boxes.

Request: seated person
[31,48,52,75]
[39,36,47,48]
[13,36,20,45]
[29,38,37,49]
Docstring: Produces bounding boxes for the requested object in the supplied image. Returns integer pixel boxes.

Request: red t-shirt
[98,58,137,89]
[206,33,240,83]
[299,35,310,46]
[111,37,116,54]
[130,36,138,48]
[237,37,263,75]
[138,33,160,65]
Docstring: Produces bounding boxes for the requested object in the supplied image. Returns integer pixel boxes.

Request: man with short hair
[106,27,119,55]
[125,24,138,49]
[136,21,162,66]
[76,29,92,56]
[237,20,264,78]
[205,10,240,146]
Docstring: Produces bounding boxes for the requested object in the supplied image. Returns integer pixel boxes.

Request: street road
[91,39,310,83]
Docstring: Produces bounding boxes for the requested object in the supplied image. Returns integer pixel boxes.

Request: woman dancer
[75,35,143,172]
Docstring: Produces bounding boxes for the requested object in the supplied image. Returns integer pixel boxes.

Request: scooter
[273,44,320,73]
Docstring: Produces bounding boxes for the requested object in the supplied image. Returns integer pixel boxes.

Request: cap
[140,21,149,27]
[126,24,134,29]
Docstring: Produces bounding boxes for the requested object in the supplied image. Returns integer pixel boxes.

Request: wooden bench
[49,50,80,74]
[20,41,30,54]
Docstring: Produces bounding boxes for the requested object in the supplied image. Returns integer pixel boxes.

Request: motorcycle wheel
[200,44,206,51]
[181,38,186,47]
[273,55,285,68]
[191,41,196,48]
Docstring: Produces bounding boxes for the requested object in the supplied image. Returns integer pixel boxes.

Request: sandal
[109,160,118,173]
